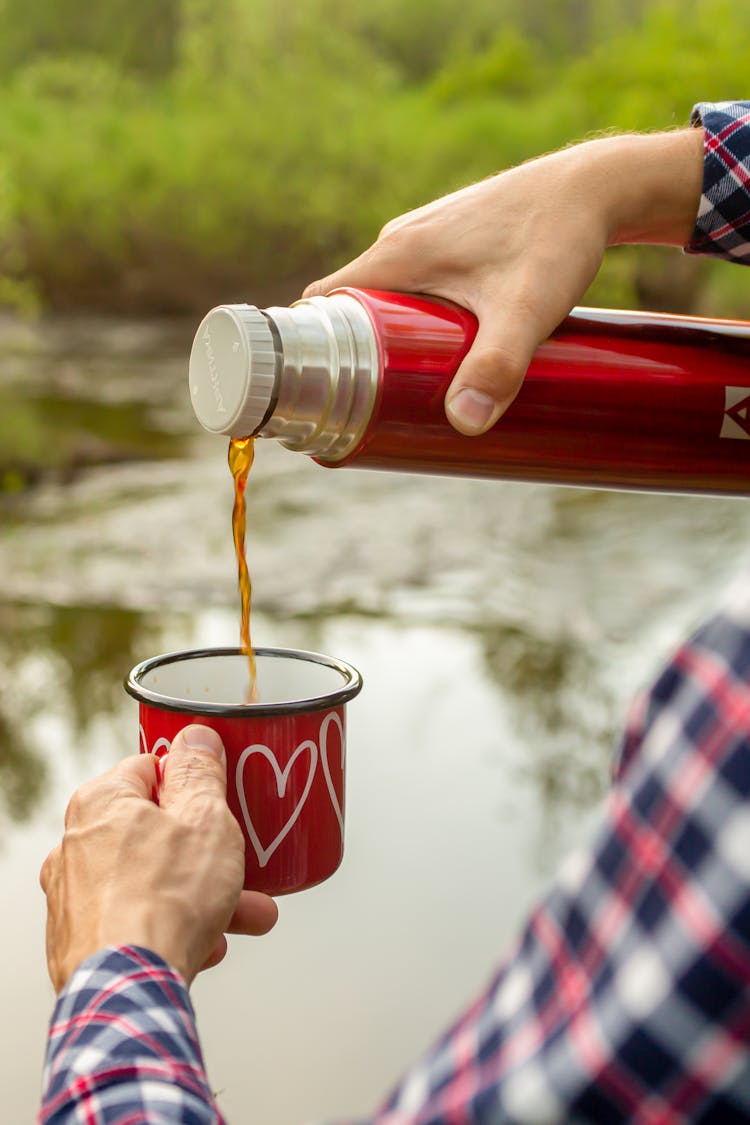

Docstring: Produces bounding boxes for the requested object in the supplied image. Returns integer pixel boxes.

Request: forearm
[39,946,225,1125]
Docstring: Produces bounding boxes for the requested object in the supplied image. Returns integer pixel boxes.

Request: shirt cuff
[685,100,750,263]
[40,945,223,1124]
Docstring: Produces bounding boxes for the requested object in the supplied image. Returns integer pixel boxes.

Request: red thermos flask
[188,288,750,495]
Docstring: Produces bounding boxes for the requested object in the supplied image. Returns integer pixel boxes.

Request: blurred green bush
[0,0,748,317]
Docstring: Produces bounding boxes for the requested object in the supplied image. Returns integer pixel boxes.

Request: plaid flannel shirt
[39,947,221,1124]
[39,101,750,1124]
[686,100,750,262]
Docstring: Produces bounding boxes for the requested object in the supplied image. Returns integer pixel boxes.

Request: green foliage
[0,0,746,316]
[0,143,37,313]
[0,0,178,77]
[431,30,543,102]
[328,0,501,83]
[566,0,750,132]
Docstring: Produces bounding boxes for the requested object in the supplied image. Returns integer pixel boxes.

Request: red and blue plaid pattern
[686,100,750,262]
[38,947,226,1124]
[365,588,750,1123]
[39,103,750,1123]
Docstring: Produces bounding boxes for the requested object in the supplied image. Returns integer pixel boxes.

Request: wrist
[53,915,194,992]
[97,916,194,984]
[588,129,704,249]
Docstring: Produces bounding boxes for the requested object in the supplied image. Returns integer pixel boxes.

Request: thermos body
[189,288,750,495]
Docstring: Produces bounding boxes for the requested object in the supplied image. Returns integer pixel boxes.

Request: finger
[226,891,279,936]
[444,305,542,435]
[64,755,158,828]
[199,934,228,973]
[152,752,168,805]
[199,894,278,973]
[113,754,161,799]
[302,229,428,299]
[160,725,227,811]
[302,248,384,299]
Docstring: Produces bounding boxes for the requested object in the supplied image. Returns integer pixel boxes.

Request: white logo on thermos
[721,387,750,440]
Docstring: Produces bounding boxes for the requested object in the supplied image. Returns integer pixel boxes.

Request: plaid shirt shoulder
[360,584,750,1124]
[38,946,226,1124]
[685,100,750,261]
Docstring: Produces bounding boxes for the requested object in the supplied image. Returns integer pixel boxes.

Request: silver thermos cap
[188,294,379,459]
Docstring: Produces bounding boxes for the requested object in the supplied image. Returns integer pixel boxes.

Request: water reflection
[0,602,54,820]
[43,603,159,733]
[478,622,613,810]
[0,313,190,496]
[0,388,188,502]
[0,601,160,820]
[0,703,46,821]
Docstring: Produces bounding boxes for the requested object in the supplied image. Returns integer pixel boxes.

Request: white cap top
[188,304,277,436]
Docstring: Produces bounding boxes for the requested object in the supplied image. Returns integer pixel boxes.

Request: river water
[3,314,750,1122]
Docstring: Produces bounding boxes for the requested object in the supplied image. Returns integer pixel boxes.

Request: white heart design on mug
[139,724,172,759]
[318,711,345,840]
[236,740,318,868]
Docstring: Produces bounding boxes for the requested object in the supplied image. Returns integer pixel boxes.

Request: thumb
[444,311,538,436]
[160,724,228,810]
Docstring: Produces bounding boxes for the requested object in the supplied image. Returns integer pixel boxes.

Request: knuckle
[165,756,223,796]
[63,787,88,829]
[39,845,60,893]
[372,212,401,245]
[303,279,323,297]
[63,773,113,829]
[225,810,245,852]
[178,789,226,828]
[377,220,414,253]
[472,343,525,389]
[512,279,546,321]
[371,229,426,288]
[377,217,400,241]
[59,832,78,867]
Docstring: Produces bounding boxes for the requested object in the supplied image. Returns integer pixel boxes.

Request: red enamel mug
[125,647,363,895]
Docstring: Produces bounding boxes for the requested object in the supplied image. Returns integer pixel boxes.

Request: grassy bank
[0,0,749,317]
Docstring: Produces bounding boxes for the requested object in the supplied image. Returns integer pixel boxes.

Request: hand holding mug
[39,724,278,992]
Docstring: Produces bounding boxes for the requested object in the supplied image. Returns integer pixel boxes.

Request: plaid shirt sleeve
[350,584,750,1123]
[685,100,750,262]
[38,945,226,1124]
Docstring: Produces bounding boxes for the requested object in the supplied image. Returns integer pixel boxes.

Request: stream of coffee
[228,435,257,701]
